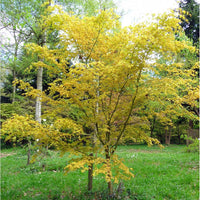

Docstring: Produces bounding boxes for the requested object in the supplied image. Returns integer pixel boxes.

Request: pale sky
[115,0,200,27]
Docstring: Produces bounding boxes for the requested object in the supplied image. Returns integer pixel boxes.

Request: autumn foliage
[1,4,199,194]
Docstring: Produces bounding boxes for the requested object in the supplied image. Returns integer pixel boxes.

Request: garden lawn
[1,145,199,199]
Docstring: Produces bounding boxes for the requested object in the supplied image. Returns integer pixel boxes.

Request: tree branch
[108,75,130,126]
[111,68,142,154]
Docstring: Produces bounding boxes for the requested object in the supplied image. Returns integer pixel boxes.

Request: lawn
[1,145,199,199]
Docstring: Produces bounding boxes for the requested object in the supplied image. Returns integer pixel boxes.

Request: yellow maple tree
[11,5,199,194]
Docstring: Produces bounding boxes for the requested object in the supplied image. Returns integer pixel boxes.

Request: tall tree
[0,0,51,121]
[0,1,26,102]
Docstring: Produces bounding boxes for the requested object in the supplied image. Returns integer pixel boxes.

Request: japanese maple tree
[13,6,198,194]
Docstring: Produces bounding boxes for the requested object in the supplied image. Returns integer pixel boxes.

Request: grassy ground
[1,145,199,200]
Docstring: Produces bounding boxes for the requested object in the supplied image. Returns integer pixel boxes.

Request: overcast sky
[115,0,200,27]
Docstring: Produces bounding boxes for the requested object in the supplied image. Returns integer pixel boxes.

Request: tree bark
[108,180,113,196]
[35,66,43,123]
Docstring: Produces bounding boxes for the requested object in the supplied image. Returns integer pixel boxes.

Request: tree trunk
[165,127,171,145]
[108,180,113,196]
[186,137,189,147]
[87,130,97,191]
[34,0,51,123]
[186,120,194,146]
[105,148,113,195]
[168,127,171,145]
[27,142,31,165]
[88,153,93,191]
[177,125,181,144]
[165,130,168,145]
[12,29,18,103]
[12,70,16,103]
[150,116,156,137]
[87,77,99,191]
[178,134,181,145]
[35,66,43,123]
[189,120,194,129]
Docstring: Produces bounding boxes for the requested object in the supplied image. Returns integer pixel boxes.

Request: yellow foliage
[15,5,199,185]
[1,114,40,142]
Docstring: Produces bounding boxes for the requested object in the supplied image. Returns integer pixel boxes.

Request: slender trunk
[168,126,171,145]
[35,66,43,123]
[186,120,193,145]
[88,153,93,191]
[178,134,181,144]
[150,116,156,137]
[35,0,52,123]
[87,131,97,191]
[12,29,18,103]
[27,142,31,165]
[187,121,194,146]
[165,130,168,145]
[27,149,30,165]
[186,138,189,147]
[177,125,181,144]
[105,147,113,195]
[165,127,171,145]
[150,129,153,138]
[189,120,194,129]
[12,70,16,103]
[87,76,100,191]
[108,180,113,196]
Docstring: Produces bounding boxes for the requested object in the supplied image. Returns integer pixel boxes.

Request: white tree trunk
[35,66,43,123]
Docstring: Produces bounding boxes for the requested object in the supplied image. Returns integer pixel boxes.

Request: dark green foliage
[1,95,12,103]
[1,102,25,123]
[0,100,35,123]
[179,0,199,46]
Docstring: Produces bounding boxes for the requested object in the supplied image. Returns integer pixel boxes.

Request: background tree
[0,1,26,103]
[0,0,51,123]
[179,0,199,47]
[143,31,199,145]
[0,0,117,124]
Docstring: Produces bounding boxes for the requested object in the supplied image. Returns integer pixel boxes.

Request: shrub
[185,138,199,153]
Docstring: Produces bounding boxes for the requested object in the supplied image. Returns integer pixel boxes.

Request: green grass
[1,145,199,199]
